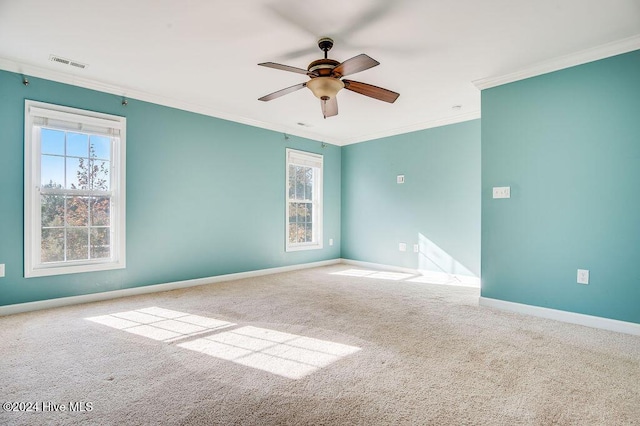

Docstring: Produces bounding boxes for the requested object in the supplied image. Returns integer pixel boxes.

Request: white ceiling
[1,0,639,145]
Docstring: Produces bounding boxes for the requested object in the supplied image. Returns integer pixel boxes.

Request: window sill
[25,260,125,278]
[285,243,324,252]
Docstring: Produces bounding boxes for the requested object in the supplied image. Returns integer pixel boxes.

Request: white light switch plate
[399,243,407,252]
[0,264,4,277]
[493,186,511,199]
[329,238,334,246]
[397,175,405,184]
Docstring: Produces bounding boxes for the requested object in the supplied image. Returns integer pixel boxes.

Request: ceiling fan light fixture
[306,77,344,100]
[258,39,398,117]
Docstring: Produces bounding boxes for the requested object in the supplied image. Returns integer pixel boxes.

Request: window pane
[288,223,297,244]
[288,202,297,221]
[296,223,306,243]
[305,168,313,200]
[89,159,110,190]
[67,132,88,157]
[67,228,89,261]
[90,228,110,259]
[41,155,65,188]
[41,195,65,227]
[42,228,65,262]
[66,196,89,226]
[66,157,89,189]
[305,223,313,243]
[90,135,110,160]
[305,203,312,223]
[295,166,305,199]
[90,197,110,226]
[296,202,309,223]
[41,129,65,155]
[288,165,296,199]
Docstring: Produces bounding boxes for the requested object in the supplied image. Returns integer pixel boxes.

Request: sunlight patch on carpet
[332,268,480,288]
[178,326,361,379]
[407,271,480,287]
[331,268,379,277]
[331,269,415,281]
[86,307,235,342]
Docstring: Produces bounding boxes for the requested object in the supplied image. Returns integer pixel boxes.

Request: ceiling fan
[258,37,399,119]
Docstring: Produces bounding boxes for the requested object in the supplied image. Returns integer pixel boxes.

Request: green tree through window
[40,132,112,263]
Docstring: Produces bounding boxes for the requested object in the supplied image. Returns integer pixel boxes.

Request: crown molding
[0,56,343,146]
[473,34,640,90]
[3,35,638,145]
[340,110,481,146]
[0,56,480,146]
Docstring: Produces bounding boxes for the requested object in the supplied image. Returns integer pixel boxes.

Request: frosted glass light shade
[306,77,344,100]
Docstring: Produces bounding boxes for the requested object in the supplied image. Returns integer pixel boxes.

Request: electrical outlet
[413,244,419,253]
[493,186,511,199]
[577,269,589,285]
[399,243,407,252]
[0,264,5,277]
[397,175,405,184]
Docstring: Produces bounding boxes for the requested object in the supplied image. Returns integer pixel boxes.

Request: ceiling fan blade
[266,0,400,58]
[280,46,319,61]
[343,80,400,103]
[258,62,318,77]
[321,97,338,118]
[331,54,379,77]
[337,0,397,40]
[265,3,322,39]
[258,83,307,102]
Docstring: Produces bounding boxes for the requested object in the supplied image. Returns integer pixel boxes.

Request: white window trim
[24,100,126,277]
[285,148,323,252]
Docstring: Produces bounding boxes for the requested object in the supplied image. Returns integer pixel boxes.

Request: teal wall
[341,120,481,276]
[0,70,341,306]
[481,50,640,323]
[5,49,637,326]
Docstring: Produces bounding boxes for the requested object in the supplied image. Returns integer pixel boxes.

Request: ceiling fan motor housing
[306,58,344,99]
[307,59,340,76]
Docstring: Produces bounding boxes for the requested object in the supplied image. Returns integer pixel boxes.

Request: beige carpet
[1,264,639,425]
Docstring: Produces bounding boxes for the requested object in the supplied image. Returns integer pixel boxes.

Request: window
[24,100,126,277]
[286,149,323,251]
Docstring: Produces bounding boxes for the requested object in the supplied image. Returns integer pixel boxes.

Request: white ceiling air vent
[49,54,87,69]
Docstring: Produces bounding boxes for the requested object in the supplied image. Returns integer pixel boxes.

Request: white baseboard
[479,297,640,336]
[0,259,341,316]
